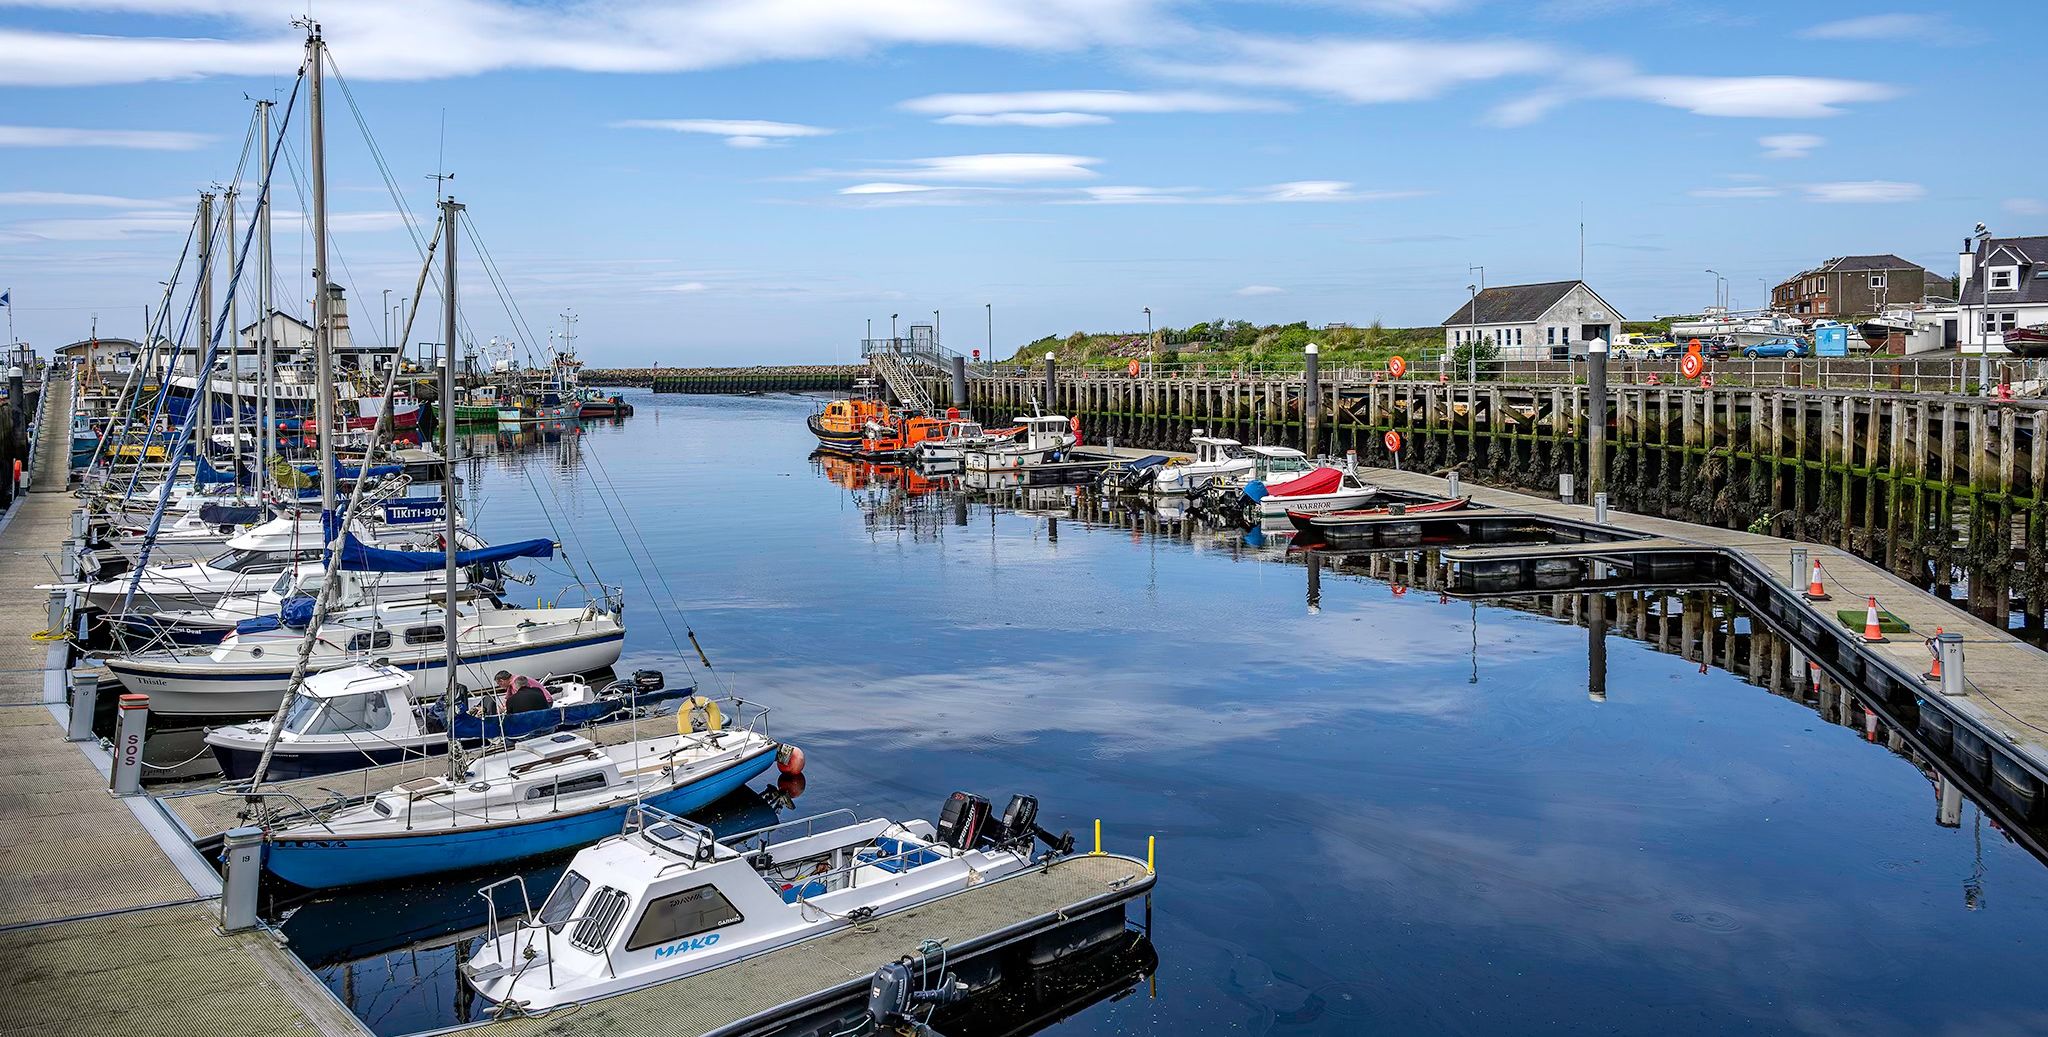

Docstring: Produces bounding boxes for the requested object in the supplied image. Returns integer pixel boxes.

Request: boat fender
[1243,479,1269,502]
[678,696,724,735]
[777,743,806,775]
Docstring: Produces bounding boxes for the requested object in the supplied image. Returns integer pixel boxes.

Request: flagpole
[4,289,13,347]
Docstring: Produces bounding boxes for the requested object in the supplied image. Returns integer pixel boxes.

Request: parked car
[1742,337,1809,359]
[1645,342,1684,359]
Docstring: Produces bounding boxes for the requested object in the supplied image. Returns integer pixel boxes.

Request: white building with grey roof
[1441,280,1626,360]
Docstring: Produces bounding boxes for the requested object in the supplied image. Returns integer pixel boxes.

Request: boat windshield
[537,870,591,934]
[281,691,390,736]
[206,547,309,574]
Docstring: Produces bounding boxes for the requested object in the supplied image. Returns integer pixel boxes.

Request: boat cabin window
[282,692,391,736]
[525,771,610,801]
[538,870,591,934]
[347,631,393,652]
[403,625,446,645]
[207,547,308,574]
[624,884,744,952]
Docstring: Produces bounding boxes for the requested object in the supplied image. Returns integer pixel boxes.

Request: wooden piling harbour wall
[952,374,2048,632]
[588,365,863,393]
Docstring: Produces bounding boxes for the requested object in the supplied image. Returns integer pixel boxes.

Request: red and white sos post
[111,693,149,796]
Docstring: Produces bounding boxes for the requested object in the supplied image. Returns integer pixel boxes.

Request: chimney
[1958,236,1976,290]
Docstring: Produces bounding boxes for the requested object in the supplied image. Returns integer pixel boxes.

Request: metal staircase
[861,334,969,412]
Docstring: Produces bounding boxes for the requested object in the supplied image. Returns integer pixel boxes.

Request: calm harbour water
[283,389,2048,1036]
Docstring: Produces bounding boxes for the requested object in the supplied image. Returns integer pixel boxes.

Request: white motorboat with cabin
[1150,433,1253,494]
[965,415,1077,472]
[913,416,1017,469]
[462,791,1074,1011]
[104,590,621,716]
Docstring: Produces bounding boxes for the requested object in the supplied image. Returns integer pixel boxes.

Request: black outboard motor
[867,958,966,1035]
[935,792,990,851]
[630,669,664,693]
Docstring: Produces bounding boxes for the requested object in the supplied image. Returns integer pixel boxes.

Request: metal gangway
[861,330,969,412]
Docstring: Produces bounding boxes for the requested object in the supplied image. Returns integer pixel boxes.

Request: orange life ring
[1069,415,1082,445]
[1127,359,1141,377]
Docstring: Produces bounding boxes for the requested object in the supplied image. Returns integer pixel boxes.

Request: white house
[1958,231,2048,354]
[1441,280,1625,360]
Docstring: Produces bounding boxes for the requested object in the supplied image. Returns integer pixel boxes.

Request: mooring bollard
[1788,546,1808,592]
[1594,491,1609,524]
[1936,631,1965,697]
[1559,472,1574,505]
[67,670,98,742]
[220,826,264,933]
[111,692,148,795]
[46,589,63,643]
[1447,471,1461,498]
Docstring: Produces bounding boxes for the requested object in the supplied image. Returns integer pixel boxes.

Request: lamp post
[1705,268,1724,311]
[1143,307,1153,361]
[890,313,898,341]
[932,309,939,346]
[985,303,993,374]
[382,288,391,354]
[1466,283,1480,381]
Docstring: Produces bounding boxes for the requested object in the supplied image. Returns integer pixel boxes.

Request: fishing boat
[203,663,689,781]
[1244,467,1378,521]
[462,790,1075,1011]
[911,414,1017,469]
[259,705,787,888]
[1286,496,1472,538]
[574,387,632,418]
[453,388,502,424]
[964,415,1077,472]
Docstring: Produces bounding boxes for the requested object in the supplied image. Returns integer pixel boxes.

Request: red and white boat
[1286,496,1471,537]
[346,393,422,430]
[1245,466,1377,520]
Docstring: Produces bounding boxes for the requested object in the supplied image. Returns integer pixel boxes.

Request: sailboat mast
[308,23,335,518]
[256,99,274,488]
[225,183,240,479]
[441,195,464,780]
[197,190,214,456]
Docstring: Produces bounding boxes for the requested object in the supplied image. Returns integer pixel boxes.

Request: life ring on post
[1127,358,1141,377]
[678,695,725,735]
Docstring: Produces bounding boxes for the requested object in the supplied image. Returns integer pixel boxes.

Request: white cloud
[1252,180,1361,202]
[840,153,1103,183]
[1758,133,1822,159]
[1689,186,1783,199]
[612,118,834,148]
[836,177,1417,207]
[2006,198,2048,217]
[901,89,1283,122]
[1610,75,1897,118]
[1236,284,1285,296]
[653,281,710,293]
[1151,36,1556,104]
[0,190,177,207]
[0,124,212,150]
[934,112,1114,128]
[1802,180,1924,204]
[1800,14,1975,44]
[0,0,1169,86]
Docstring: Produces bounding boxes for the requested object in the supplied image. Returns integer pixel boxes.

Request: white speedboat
[1246,467,1378,520]
[104,595,624,715]
[462,791,1072,1011]
[1149,433,1253,494]
[965,415,1076,472]
[260,709,786,889]
[913,417,1017,469]
[203,662,683,781]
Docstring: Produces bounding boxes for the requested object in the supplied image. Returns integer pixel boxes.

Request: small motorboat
[2003,324,2048,359]
[965,415,1077,471]
[1244,466,1377,521]
[913,416,1019,469]
[1287,496,1472,538]
[461,790,1079,1012]
[203,663,691,781]
[259,699,790,889]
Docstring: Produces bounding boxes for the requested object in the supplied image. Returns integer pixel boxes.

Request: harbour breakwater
[947,374,2046,632]
[589,365,862,393]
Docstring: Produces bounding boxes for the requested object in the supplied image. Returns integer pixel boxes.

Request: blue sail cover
[194,453,239,485]
[296,461,404,481]
[232,595,316,635]
[334,533,555,573]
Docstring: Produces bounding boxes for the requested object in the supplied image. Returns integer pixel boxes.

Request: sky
[0,1,2042,366]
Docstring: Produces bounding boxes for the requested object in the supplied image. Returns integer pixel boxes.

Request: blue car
[1742,337,1808,359]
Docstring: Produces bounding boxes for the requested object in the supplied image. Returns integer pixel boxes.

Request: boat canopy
[333,533,554,573]
[296,461,404,481]
[233,594,316,635]
[1244,446,1307,459]
[1259,467,1343,499]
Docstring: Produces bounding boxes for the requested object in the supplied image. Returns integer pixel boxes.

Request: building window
[1983,311,2018,334]
[1869,273,1886,289]
[1989,268,2017,291]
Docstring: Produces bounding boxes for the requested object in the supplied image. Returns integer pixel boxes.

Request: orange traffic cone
[1861,596,1888,643]
[1922,626,1944,681]
[1804,560,1830,601]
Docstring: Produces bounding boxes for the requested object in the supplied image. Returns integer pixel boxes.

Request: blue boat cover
[334,533,554,573]
[197,503,265,525]
[232,594,316,635]
[296,461,404,481]
[194,453,239,485]
[1124,455,1170,471]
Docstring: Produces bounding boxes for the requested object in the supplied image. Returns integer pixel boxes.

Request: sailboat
[247,58,795,888]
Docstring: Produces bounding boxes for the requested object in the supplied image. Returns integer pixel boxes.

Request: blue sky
[0,2,2041,365]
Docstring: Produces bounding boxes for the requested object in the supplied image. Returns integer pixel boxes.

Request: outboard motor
[866,958,966,1035]
[935,792,990,851]
[631,669,665,693]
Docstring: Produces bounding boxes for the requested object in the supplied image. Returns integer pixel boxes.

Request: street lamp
[1144,307,1153,360]
[932,309,940,346]
[1705,268,1725,311]
[382,288,391,352]
[891,313,898,340]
